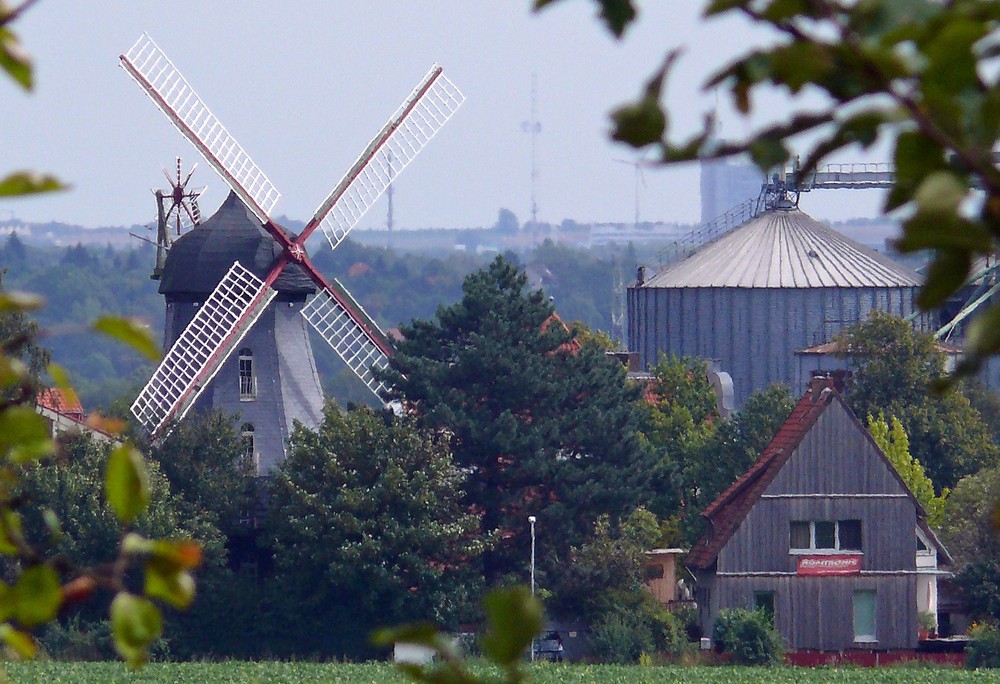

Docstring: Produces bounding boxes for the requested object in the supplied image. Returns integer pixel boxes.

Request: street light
[528,515,536,663]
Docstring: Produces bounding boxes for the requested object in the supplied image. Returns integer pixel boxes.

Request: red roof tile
[36,388,84,418]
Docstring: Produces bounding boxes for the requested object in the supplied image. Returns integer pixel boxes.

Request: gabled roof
[686,376,951,570]
[36,388,83,419]
[642,209,922,289]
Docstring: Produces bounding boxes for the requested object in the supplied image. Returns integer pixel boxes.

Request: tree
[0,4,195,666]
[940,467,1000,568]
[386,255,654,582]
[537,0,1000,370]
[867,412,948,528]
[839,311,998,489]
[266,405,484,658]
[147,411,255,538]
[642,356,794,544]
[547,507,659,623]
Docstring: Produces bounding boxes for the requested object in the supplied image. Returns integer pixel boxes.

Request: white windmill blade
[311,65,464,250]
[301,283,391,399]
[131,262,276,435]
[120,33,281,224]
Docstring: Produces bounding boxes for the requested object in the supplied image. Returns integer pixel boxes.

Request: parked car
[533,631,564,662]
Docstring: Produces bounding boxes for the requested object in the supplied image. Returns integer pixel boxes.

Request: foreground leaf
[110,593,162,668]
[105,444,150,524]
[93,317,161,362]
[13,565,61,628]
[0,171,63,197]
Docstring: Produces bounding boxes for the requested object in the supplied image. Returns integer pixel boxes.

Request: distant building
[627,208,930,407]
[686,376,951,653]
[700,160,763,224]
[644,548,688,607]
[35,388,119,444]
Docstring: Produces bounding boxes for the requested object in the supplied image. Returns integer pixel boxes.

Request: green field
[1,662,996,684]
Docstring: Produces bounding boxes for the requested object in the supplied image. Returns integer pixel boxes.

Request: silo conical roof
[644,209,921,289]
[159,191,315,297]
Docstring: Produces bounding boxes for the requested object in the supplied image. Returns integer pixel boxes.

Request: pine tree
[386,255,653,582]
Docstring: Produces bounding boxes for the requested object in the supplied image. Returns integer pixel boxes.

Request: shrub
[589,612,655,664]
[712,608,783,666]
[589,602,693,664]
[967,623,1000,669]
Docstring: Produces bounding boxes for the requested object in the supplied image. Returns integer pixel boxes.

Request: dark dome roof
[159,192,315,297]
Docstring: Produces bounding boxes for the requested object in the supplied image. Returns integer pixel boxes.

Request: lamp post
[528,515,536,663]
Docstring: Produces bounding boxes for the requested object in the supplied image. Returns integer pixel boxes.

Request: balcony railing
[239,375,257,401]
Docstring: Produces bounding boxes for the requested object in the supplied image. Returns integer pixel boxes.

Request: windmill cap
[159,192,315,298]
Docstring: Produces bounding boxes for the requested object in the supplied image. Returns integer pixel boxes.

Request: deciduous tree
[266,405,484,658]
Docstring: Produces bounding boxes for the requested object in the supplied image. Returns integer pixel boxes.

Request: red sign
[797,555,861,576]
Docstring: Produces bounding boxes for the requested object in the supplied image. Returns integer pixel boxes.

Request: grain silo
[627,208,929,407]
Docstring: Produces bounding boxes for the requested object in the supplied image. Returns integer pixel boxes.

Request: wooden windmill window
[238,348,257,401]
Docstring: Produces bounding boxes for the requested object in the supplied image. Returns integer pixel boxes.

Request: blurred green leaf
[536,0,637,38]
[13,565,61,628]
[479,586,543,667]
[748,136,789,172]
[967,304,1000,358]
[41,509,61,542]
[914,171,968,214]
[110,592,162,668]
[0,171,64,197]
[0,407,54,464]
[918,249,972,311]
[0,623,36,660]
[105,444,150,524]
[0,27,31,90]
[145,565,195,609]
[0,291,43,313]
[93,316,161,362]
[0,510,23,556]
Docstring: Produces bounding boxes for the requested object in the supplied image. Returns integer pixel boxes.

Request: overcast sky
[2,1,889,232]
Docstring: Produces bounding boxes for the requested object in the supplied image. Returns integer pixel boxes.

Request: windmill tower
[120,34,463,472]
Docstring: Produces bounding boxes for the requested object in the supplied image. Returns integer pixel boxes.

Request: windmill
[120,34,463,468]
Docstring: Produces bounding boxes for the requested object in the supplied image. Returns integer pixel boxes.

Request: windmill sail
[131,262,276,435]
[309,66,465,250]
[120,33,281,224]
[301,283,391,397]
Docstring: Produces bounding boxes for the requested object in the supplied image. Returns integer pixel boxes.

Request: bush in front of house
[712,608,784,666]
[589,602,692,664]
[967,622,1000,669]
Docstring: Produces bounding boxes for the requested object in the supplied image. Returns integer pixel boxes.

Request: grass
[2,661,997,684]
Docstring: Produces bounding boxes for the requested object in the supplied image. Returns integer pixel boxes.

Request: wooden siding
[713,575,917,650]
[718,400,916,574]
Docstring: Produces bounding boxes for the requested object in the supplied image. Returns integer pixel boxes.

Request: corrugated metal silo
[627,208,929,406]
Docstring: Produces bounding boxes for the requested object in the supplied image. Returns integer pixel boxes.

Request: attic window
[790,520,862,552]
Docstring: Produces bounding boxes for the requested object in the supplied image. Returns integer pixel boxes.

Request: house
[644,548,689,606]
[686,375,951,653]
[35,388,119,444]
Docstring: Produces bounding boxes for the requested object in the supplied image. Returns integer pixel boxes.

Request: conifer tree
[386,255,653,581]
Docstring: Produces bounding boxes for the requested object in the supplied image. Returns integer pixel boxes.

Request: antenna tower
[522,73,542,225]
[611,256,626,349]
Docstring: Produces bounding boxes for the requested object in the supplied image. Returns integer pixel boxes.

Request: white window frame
[789,520,863,554]
[238,348,257,401]
[853,590,877,643]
